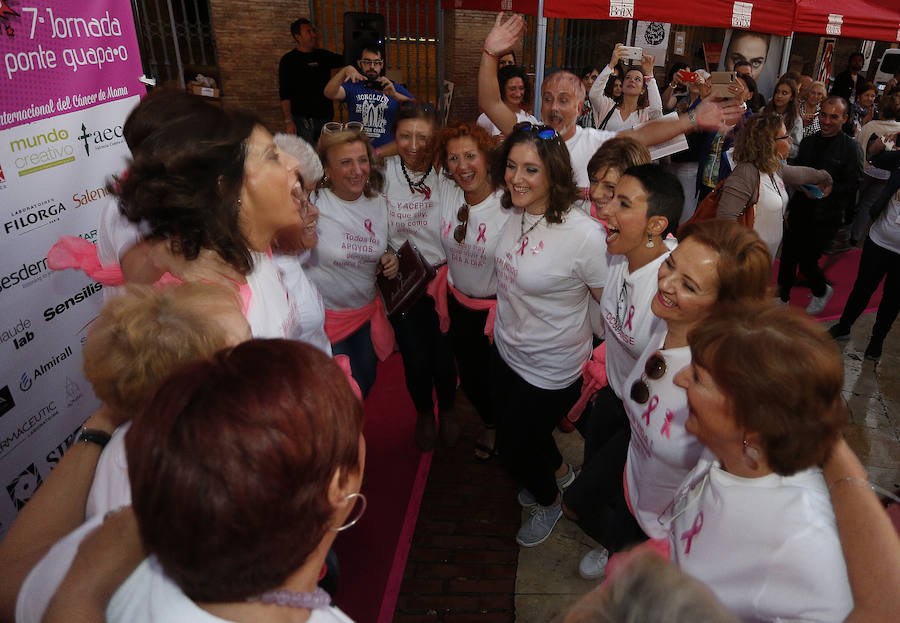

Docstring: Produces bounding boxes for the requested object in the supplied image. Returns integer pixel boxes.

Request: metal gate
[310,0,443,112]
[130,0,219,88]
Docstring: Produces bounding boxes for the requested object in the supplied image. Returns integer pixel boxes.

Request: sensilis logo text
[8,128,74,176]
[43,282,102,321]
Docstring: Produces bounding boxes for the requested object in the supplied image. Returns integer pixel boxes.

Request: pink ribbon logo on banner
[680,512,704,554]
[641,395,658,425]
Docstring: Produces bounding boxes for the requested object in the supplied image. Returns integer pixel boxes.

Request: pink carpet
[773,248,884,322]
[332,353,431,623]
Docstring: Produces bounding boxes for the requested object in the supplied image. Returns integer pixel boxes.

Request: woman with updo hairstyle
[762,77,802,158]
[477,65,537,138]
[304,128,394,397]
[718,113,832,256]
[490,122,609,547]
[435,121,514,460]
[113,94,305,338]
[669,303,851,621]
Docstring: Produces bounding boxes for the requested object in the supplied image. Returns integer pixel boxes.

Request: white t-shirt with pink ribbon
[600,239,676,399]
[493,207,609,390]
[383,155,446,266]
[439,185,515,298]
[623,335,704,539]
[668,458,852,622]
[304,188,389,311]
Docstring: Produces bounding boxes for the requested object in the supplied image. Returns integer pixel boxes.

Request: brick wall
[445,10,523,124]
[207,0,311,132]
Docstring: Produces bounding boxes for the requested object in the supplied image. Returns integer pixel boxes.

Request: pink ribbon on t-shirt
[324,298,396,361]
[448,284,497,343]
[566,342,608,423]
[680,512,704,554]
[426,264,450,334]
[660,409,674,438]
[364,218,374,236]
[518,237,528,255]
[625,305,635,331]
[642,395,659,425]
[476,223,487,243]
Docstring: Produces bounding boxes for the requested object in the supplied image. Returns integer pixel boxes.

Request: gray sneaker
[516,503,563,547]
[517,465,576,509]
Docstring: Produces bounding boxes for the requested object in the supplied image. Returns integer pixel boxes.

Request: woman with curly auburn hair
[762,77,803,158]
[670,303,851,621]
[718,113,832,255]
[304,128,395,398]
[490,122,609,547]
[435,121,514,459]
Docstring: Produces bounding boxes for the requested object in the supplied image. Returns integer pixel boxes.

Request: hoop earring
[333,492,367,532]
[742,437,760,470]
[645,232,655,248]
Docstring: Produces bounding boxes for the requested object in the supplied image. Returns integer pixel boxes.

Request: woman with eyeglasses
[575,219,771,579]
[667,303,852,621]
[435,122,514,461]
[717,113,832,256]
[304,126,396,397]
[379,101,460,451]
[589,44,663,131]
[476,65,538,138]
[490,122,609,548]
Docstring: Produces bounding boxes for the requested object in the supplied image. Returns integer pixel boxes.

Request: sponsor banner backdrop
[0,0,143,536]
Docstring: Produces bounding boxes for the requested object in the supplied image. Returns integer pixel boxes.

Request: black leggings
[491,347,581,507]
[837,236,900,340]
[448,294,493,425]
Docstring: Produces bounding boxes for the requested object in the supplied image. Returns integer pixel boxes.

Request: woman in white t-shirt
[575,220,772,580]
[718,113,832,257]
[668,303,852,622]
[381,102,459,450]
[435,121,517,460]
[113,97,303,339]
[589,44,662,132]
[490,122,609,548]
[304,128,396,397]
[16,340,364,623]
[476,65,537,138]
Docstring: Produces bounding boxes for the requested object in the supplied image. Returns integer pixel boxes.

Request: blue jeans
[332,321,378,398]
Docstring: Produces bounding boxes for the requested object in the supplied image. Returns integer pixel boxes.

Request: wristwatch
[78,427,111,448]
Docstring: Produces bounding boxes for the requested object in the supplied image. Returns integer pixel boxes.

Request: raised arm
[324,65,364,101]
[824,438,900,623]
[120,240,244,288]
[478,13,524,138]
[642,55,663,118]
[589,64,617,127]
[622,98,740,148]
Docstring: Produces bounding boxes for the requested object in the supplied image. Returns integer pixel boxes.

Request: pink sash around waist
[448,283,497,343]
[324,298,396,361]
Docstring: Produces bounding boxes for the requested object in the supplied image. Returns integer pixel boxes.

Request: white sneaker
[806,284,834,315]
[517,465,577,509]
[516,503,563,547]
[578,547,610,579]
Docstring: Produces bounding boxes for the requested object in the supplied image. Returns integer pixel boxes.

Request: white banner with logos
[0,0,143,537]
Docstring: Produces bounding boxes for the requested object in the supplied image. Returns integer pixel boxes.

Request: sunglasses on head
[513,121,558,141]
[322,121,364,134]
[630,352,667,404]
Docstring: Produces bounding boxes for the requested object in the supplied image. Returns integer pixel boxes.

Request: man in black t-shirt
[279,18,344,145]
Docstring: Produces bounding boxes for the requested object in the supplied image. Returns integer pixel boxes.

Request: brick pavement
[394,393,521,622]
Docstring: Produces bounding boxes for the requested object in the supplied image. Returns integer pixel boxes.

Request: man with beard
[324,42,413,148]
[831,52,867,106]
[478,14,740,192]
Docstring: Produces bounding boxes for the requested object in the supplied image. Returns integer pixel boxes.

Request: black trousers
[565,385,645,550]
[448,294,494,426]
[778,208,842,299]
[389,294,457,415]
[838,236,900,341]
[491,347,581,507]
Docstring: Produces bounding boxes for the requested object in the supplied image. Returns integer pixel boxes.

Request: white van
[874,48,900,93]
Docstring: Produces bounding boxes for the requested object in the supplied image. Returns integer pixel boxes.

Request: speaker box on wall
[343,12,386,66]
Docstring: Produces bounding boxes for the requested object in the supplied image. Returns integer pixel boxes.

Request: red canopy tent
[792,0,900,43]
[541,0,796,36]
[441,0,539,15]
